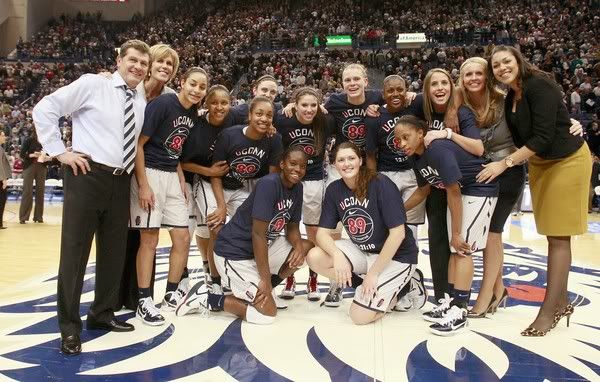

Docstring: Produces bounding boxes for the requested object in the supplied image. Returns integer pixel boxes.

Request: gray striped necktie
[122,86,136,174]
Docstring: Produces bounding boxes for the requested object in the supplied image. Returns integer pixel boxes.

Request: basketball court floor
[0,200,599,381]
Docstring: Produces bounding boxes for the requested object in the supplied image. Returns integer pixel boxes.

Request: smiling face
[491,50,520,86]
[149,54,175,84]
[248,100,274,135]
[253,80,278,101]
[280,150,307,187]
[335,147,362,181]
[180,72,208,107]
[117,47,150,89]
[395,123,424,157]
[206,89,231,126]
[427,72,452,111]
[295,93,318,124]
[342,67,368,100]
[461,62,486,94]
[383,77,407,111]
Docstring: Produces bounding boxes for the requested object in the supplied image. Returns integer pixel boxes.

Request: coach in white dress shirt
[32,39,150,355]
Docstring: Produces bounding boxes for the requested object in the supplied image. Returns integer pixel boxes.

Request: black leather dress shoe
[60,334,81,355]
[86,318,135,332]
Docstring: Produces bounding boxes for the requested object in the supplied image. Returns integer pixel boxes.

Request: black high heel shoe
[490,288,509,313]
[467,295,497,318]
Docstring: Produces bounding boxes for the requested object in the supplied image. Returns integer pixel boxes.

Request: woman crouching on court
[176,147,313,324]
[307,142,424,325]
[396,115,498,335]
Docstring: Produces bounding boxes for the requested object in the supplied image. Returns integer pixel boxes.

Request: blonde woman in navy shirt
[130,67,208,326]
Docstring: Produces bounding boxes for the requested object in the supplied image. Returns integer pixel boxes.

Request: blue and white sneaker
[422,293,453,323]
[137,297,165,326]
[395,268,428,312]
[323,283,343,307]
[162,278,189,311]
[429,305,468,336]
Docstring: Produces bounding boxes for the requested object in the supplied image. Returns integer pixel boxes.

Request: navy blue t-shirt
[181,112,238,184]
[215,173,303,261]
[273,112,333,181]
[213,125,283,190]
[414,140,498,197]
[319,175,418,264]
[324,89,384,152]
[142,93,197,172]
[430,105,480,139]
[365,105,419,172]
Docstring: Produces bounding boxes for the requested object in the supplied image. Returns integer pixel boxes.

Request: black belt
[89,160,128,176]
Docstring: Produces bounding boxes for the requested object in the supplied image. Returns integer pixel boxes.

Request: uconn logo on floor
[0,242,598,381]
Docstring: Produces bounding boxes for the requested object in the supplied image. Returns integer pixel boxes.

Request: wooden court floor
[0,201,599,381]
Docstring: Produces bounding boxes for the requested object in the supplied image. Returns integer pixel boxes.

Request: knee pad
[246,305,275,325]
[195,225,210,239]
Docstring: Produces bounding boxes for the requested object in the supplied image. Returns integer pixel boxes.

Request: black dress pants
[426,187,451,301]
[0,186,7,227]
[57,166,130,336]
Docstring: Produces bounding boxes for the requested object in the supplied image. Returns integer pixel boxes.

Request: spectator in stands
[11,154,23,178]
[18,128,48,224]
[0,131,10,229]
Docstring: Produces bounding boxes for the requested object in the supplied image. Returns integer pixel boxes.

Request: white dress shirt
[33,71,146,168]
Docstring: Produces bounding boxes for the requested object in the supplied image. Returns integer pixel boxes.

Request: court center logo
[0,241,598,381]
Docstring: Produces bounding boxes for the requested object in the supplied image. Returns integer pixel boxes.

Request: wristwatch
[504,156,514,168]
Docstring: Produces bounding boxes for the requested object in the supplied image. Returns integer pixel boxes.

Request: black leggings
[426,187,451,301]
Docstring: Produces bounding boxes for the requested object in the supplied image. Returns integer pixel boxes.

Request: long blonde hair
[458,57,504,128]
[422,68,454,125]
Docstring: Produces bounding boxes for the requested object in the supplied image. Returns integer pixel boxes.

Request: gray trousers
[19,162,47,222]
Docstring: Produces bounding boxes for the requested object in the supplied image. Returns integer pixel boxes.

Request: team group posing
[32,40,592,355]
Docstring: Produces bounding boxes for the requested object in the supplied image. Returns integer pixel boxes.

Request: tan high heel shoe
[521,304,574,337]
[551,304,574,329]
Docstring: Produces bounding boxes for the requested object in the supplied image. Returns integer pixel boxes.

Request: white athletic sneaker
[306,274,320,302]
[394,294,414,312]
[175,281,209,317]
[422,293,453,323]
[394,268,428,312]
[178,277,190,295]
[280,276,296,300]
[137,297,165,326]
[429,305,468,336]
[272,290,289,310]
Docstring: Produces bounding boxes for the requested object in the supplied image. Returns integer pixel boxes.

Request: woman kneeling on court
[307,142,423,325]
[176,147,313,324]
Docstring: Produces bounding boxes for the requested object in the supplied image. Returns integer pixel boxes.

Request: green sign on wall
[313,35,352,47]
